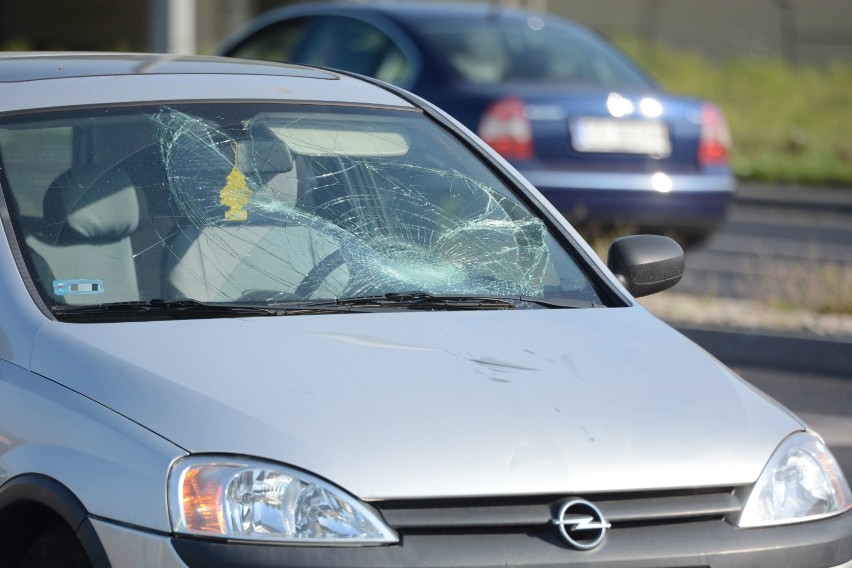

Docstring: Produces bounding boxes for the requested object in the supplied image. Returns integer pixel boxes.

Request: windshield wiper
[274,292,597,311]
[51,293,597,321]
[342,292,515,310]
[376,292,599,309]
[50,299,323,321]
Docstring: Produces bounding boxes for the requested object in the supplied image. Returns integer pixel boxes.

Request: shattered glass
[0,102,601,315]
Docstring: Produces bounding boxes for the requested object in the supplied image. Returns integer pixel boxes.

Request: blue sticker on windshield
[53,279,105,296]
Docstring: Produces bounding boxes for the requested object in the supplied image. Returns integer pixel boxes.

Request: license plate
[571,118,671,156]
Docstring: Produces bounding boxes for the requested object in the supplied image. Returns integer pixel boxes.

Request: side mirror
[607,235,684,298]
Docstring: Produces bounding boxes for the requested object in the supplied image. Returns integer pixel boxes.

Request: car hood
[32,306,800,499]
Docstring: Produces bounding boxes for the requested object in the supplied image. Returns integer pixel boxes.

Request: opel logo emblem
[553,499,610,550]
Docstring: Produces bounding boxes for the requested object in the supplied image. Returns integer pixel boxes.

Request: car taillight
[478,97,533,160]
[697,103,731,166]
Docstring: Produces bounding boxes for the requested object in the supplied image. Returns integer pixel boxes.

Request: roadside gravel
[639,292,852,339]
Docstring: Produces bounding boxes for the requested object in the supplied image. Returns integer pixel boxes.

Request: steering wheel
[292,249,347,299]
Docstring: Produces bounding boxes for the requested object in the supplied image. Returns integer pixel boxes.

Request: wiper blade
[352,292,517,310]
[51,299,285,321]
[51,294,597,321]
[506,296,600,309]
[264,291,513,311]
[276,292,597,311]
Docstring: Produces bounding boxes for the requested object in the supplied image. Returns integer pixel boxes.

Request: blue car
[218,1,736,243]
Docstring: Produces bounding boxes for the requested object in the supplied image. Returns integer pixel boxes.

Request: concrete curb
[675,325,852,378]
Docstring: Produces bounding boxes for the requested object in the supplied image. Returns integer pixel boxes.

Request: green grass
[615,39,852,187]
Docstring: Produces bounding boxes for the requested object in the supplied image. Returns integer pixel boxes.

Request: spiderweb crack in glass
[0,102,599,312]
[153,107,557,304]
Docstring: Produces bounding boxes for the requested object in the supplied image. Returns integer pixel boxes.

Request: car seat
[25,164,141,305]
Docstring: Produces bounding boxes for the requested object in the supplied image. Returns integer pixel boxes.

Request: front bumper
[171,513,852,568]
[90,510,852,568]
[89,518,187,568]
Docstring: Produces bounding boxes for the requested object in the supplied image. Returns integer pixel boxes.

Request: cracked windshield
[0,103,601,316]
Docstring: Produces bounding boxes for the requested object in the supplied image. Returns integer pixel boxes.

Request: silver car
[0,53,849,568]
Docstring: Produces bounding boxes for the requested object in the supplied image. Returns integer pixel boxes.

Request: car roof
[218,1,586,65]
[0,53,414,113]
[224,1,563,33]
[231,1,548,21]
[351,1,550,21]
[0,52,338,83]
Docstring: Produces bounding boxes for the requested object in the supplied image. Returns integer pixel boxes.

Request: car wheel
[19,526,91,568]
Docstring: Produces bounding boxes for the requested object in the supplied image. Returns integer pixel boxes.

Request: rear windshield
[0,103,601,315]
[417,14,652,87]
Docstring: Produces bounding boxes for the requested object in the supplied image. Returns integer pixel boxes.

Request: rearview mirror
[607,235,684,297]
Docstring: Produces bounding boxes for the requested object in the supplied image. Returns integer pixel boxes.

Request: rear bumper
[168,511,852,568]
[521,170,736,235]
[522,170,736,194]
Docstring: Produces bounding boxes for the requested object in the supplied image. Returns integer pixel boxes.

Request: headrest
[43,165,139,243]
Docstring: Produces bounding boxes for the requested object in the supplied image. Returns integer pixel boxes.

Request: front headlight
[168,456,398,544]
[737,431,852,528]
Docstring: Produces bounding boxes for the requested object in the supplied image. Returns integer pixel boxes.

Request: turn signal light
[180,465,227,534]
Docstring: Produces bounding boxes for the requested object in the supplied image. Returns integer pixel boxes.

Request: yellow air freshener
[219,143,253,221]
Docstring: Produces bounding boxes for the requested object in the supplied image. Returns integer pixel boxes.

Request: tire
[19,525,91,568]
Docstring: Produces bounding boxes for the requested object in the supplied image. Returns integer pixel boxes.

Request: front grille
[372,487,742,535]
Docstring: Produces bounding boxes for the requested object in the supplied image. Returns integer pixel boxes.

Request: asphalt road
[674,183,852,479]
[676,183,852,301]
